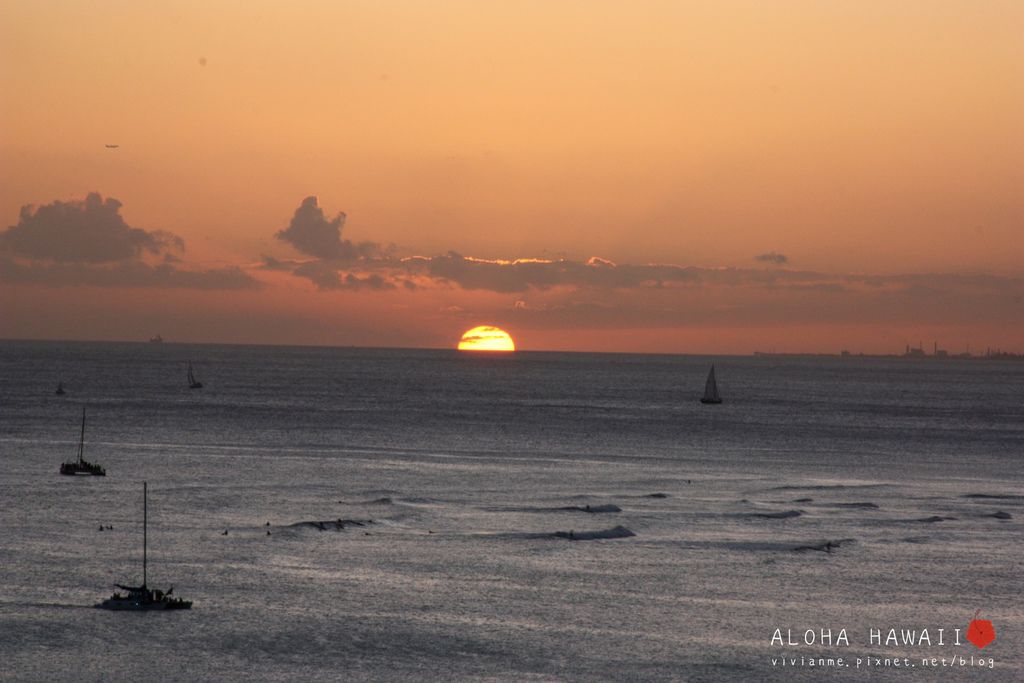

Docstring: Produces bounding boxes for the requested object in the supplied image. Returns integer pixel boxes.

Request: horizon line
[2,336,1021,359]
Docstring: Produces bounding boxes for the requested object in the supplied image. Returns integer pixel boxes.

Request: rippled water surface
[1,341,1021,681]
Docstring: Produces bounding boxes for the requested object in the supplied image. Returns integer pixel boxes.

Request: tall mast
[78,407,86,465]
[143,481,148,588]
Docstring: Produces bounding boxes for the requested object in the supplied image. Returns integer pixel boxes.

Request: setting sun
[457,326,516,352]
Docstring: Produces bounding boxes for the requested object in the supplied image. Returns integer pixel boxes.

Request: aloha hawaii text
[771,628,964,647]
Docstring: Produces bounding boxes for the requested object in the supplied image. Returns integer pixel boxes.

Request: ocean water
[0,341,1021,682]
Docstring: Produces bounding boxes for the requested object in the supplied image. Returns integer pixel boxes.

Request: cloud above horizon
[1,193,182,263]
[275,196,387,262]
[264,197,1023,293]
[7,194,1016,332]
[258,197,1024,333]
[0,193,258,289]
[0,257,257,290]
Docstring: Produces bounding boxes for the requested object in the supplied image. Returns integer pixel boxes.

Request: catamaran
[188,361,203,389]
[59,407,106,476]
[96,482,193,611]
[700,365,723,404]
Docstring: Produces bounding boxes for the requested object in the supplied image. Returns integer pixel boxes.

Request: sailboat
[187,361,203,389]
[55,380,66,396]
[60,407,106,475]
[700,365,723,404]
[96,482,193,611]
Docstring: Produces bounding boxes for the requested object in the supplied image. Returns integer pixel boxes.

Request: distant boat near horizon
[59,406,105,476]
[149,334,163,343]
[55,379,66,396]
[96,482,193,611]
[188,361,203,389]
[700,365,723,404]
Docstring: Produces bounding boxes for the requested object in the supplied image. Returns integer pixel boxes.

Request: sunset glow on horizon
[1,2,1021,354]
[457,326,516,352]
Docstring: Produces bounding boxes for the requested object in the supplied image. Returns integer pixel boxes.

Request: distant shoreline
[753,351,1024,361]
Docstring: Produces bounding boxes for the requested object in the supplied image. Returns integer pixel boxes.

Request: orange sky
[1,1,1022,353]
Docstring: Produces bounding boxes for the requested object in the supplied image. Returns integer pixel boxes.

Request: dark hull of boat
[700,398,723,404]
[60,463,106,476]
[97,584,191,610]
[96,598,192,611]
[189,382,203,389]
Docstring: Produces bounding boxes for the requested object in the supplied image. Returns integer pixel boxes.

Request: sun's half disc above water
[457,326,516,352]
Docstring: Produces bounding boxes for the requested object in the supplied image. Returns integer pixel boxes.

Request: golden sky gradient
[1,1,1022,353]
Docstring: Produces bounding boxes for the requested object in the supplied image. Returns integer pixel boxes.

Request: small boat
[188,361,203,389]
[96,482,192,611]
[60,407,106,476]
[700,365,723,404]
[149,334,163,343]
[55,380,66,396]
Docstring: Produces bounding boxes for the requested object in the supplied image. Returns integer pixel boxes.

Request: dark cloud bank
[266,198,1022,298]
[268,199,818,293]
[0,193,257,289]
[263,196,1023,329]
[5,194,1020,330]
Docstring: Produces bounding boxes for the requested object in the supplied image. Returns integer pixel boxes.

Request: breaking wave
[288,519,374,531]
[749,510,803,519]
[554,526,636,541]
[487,504,621,514]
